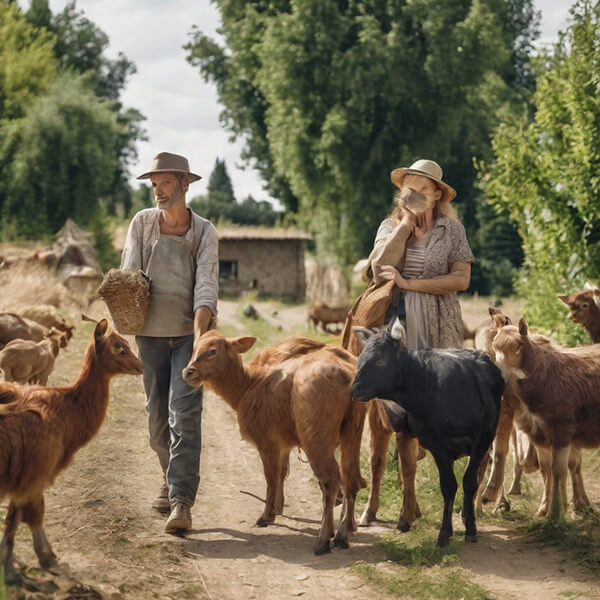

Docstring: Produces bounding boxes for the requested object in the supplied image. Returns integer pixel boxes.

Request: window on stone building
[219,260,238,280]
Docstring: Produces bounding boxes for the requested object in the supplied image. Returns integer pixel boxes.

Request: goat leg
[549,446,570,520]
[431,451,457,547]
[256,445,281,526]
[1,502,23,585]
[274,450,290,516]
[312,456,340,556]
[22,496,57,568]
[359,404,392,526]
[333,406,367,549]
[568,447,592,513]
[396,433,421,531]
[482,408,513,504]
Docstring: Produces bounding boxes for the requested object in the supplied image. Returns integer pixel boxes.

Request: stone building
[217,227,311,300]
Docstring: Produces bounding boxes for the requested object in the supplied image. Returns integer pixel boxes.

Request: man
[121,152,218,534]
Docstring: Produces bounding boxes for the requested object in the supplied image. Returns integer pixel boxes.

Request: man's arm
[194,306,215,341]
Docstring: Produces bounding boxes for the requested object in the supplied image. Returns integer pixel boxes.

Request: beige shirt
[368,215,474,348]
[121,207,219,316]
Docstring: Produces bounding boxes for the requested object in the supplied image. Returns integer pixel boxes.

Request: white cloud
[37,0,574,207]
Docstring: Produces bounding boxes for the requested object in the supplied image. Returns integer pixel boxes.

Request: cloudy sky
[40,0,574,205]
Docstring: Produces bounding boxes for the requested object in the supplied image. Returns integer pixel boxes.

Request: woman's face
[401,174,441,214]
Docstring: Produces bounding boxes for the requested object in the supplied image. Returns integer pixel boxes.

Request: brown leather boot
[152,482,171,514]
[165,502,192,534]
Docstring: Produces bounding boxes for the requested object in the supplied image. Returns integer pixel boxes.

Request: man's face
[150,172,187,210]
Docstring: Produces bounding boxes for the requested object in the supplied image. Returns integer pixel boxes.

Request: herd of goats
[1,276,600,586]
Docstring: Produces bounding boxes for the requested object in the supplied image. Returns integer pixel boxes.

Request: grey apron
[140,234,195,337]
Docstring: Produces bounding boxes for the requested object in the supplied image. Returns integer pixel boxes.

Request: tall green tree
[0,2,56,120]
[190,158,237,222]
[484,0,600,344]
[186,0,539,266]
[25,0,147,216]
[0,75,119,238]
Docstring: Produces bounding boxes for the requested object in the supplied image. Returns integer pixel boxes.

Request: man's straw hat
[137,152,202,183]
[390,159,456,203]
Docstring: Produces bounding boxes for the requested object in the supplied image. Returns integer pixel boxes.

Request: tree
[0,75,120,238]
[190,158,237,222]
[24,0,147,216]
[484,0,600,344]
[186,0,539,267]
[0,2,56,120]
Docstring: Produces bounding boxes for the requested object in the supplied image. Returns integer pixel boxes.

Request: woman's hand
[379,265,410,289]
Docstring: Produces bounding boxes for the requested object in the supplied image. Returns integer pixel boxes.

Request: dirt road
[5,299,600,599]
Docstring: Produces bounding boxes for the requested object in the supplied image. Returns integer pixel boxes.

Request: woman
[367,158,473,349]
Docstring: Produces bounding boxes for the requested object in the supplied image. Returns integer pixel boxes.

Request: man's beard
[156,184,184,210]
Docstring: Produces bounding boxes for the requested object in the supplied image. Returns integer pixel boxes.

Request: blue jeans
[136,335,203,507]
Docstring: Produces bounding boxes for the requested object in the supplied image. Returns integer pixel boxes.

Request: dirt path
[5,299,600,599]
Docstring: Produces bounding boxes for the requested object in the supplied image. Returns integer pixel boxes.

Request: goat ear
[352,326,373,350]
[488,306,501,316]
[492,314,506,330]
[229,336,256,354]
[94,319,109,339]
[518,317,529,337]
[558,294,569,305]
[593,288,600,308]
[389,317,407,344]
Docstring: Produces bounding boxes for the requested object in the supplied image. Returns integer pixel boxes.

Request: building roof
[217,226,312,241]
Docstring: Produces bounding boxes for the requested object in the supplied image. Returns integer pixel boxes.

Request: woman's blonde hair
[388,184,457,223]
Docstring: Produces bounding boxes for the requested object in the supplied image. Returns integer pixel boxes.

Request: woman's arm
[378,261,471,294]
[369,215,416,284]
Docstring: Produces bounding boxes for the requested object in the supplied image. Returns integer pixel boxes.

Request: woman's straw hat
[137,152,202,183]
[390,159,456,203]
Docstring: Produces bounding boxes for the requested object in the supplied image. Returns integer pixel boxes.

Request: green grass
[527,511,600,569]
[0,569,6,600]
[353,433,600,597]
[351,562,493,600]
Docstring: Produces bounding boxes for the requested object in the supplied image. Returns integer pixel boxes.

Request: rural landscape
[2,0,600,599]
[0,250,600,600]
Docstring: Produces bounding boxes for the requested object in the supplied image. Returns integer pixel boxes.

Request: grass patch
[352,562,493,600]
[528,511,600,569]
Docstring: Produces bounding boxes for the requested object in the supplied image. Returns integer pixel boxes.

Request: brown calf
[182,331,367,555]
[559,282,600,343]
[481,309,589,516]
[0,327,68,385]
[307,302,348,333]
[0,319,143,585]
[492,318,600,519]
[0,313,47,349]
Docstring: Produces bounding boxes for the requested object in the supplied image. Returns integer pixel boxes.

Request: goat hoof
[39,553,58,568]
[333,532,349,550]
[255,517,272,527]
[465,534,477,543]
[396,518,411,533]
[314,540,331,555]
[358,510,375,527]
[4,568,22,586]
[437,532,451,547]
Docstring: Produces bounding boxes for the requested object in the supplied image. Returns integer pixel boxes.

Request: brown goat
[307,302,348,333]
[480,309,589,516]
[492,318,600,519]
[559,282,600,343]
[0,327,68,385]
[182,331,367,555]
[0,313,48,349]
[0,319,143,585]
[21,305,75,341]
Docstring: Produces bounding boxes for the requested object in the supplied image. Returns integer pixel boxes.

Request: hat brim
[391,168,456,203]
[136,169,202,183]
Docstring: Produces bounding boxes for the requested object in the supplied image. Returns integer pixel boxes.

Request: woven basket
[98,268,151,335]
